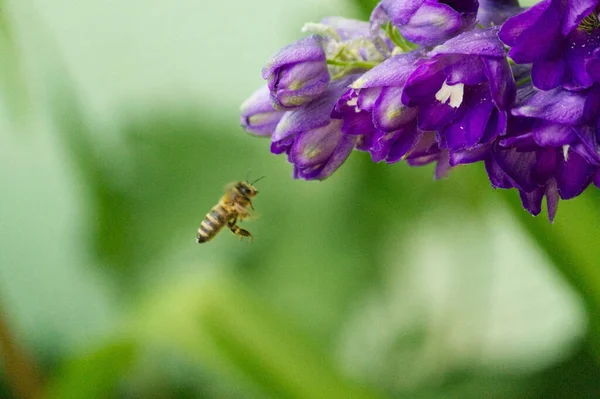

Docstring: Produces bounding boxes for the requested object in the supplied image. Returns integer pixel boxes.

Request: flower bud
[240,85,286,136]
[262,36,330,109]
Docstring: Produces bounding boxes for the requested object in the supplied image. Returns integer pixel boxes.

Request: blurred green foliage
[1,0,600,398]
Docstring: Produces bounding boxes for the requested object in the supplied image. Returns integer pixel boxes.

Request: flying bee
[196,178,263,244]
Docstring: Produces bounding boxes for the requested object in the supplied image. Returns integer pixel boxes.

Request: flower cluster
[240,0,600,221]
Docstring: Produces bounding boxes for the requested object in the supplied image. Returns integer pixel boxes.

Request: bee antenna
[251,176,266,185]
[245,170,252,183]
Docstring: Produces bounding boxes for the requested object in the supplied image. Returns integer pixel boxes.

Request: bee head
[236,181,258,197]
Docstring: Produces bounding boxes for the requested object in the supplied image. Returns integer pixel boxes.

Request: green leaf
[45,340,137,399]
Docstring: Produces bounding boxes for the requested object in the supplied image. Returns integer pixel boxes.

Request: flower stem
[0,304,43,399]
[326,59,379,70]
[385,23,417,52]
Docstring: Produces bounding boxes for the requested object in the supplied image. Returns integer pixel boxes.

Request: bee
[196,178,263,244]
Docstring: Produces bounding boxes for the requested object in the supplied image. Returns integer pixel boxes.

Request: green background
[2,0,600,397]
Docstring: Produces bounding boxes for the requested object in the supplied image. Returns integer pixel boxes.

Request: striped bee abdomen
[196,205,230,243]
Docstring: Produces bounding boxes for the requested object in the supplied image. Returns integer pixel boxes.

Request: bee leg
[228,218,253,243]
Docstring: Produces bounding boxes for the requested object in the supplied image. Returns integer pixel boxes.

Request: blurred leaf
[0,3,32,128]
[128,275,387,399]
[352,0,379,18]
[197,279,386,399]
[531,345,600,399]
[45,340,136,399]
[501,188,600,361]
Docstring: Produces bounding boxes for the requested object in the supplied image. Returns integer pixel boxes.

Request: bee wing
[241,212,260,221]
[221,183,238,204]
[235,203,259,221]
[223,182,237,191]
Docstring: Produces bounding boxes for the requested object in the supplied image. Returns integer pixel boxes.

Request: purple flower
[240,85,286,136]
[270,77,359,180]
[499,0,600,90]
[404,131,453,179]
[331,51,423,163]
[241,4,600,221]
[402,28,515,163]
[262,36,330,109]
[371,0,479,47]
[485,87,600,221]
[477,0,522,27]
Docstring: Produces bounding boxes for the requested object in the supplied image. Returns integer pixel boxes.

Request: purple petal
[565,29,600,88]
[546,180,559,222]
[357,87,381,111]
[564,29,600,89]
[272,61,331,108]
[369,130,392,162]
[355,131,376,152]
[499,0,550,47]
[406,132,443,167]
[332,88,377,135]
[406,153,440,166]
[430,27,505,58]
[399,2,465,46]
[240,85,286,136]
[331,88,357,119]
[503,0,564,63]
[492,147,538,191]
[531,57,566,90]
[351,52,422,90]
[481,109,508,144]
[532,122,577,147]
[519,187,544,216]
[417,100,460,131]
[583,83,600,121]
[586,48,600,82]
[290,121,343,167]
[482,58,516,110]
[485,155,515,189]
[562,0,598,35]
[273,77,353,144]
[512,89,586,124]
[262,36,329,109]
[477,0,523,27]
[402,60,447,106]
[369,127,419,163]
[373,87,419,132]
[441,91,494,151]
[387,125,422,163]
[445,56,486,85]
[262,36,325,80]
[556,148,596,198]
[449,145,490,166]
[532,147,558,183]
[341,110,376,136]
[499,132,537,150]
[434,151,452,179]
[594,170,600,188]
[315,135,359,180]
[374,0,424,26]
[573,124,600,164]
